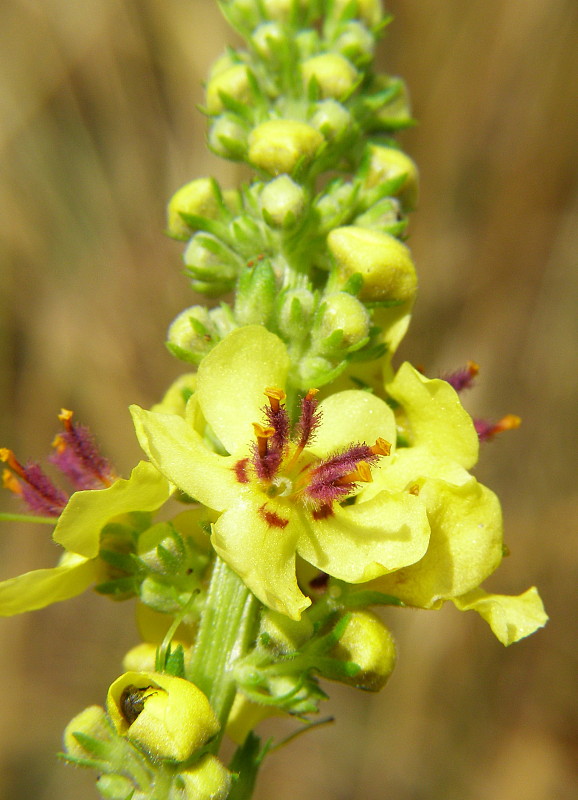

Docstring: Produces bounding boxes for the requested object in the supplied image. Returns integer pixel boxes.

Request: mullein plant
[0,1,547,798]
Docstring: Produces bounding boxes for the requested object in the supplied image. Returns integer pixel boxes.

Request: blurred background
[0,1,576,798]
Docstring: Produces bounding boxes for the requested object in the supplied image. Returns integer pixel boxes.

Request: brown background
[0,1,576,798]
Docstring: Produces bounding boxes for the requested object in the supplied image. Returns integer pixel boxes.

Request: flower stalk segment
[1,2,547,799]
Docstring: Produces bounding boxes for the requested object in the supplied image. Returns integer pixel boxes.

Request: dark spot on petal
[259,504,289,529]
[312,504,334,521]
[233,458,250,483]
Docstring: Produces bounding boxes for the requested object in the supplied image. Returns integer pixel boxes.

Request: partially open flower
[107,671,219,762]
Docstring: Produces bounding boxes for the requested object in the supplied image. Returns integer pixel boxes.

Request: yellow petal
[387,362,479,468]
[196,325,290,455]
[369,477,503,607]
[310,390,396,457]
[131,407,239,511]
[53,461,172,558]
[211,497,310,620]
[297,490,430,583]
[452,586,548,645]
[0,556,99,616]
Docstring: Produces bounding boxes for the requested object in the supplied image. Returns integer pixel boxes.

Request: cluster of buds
[164,0,420,390]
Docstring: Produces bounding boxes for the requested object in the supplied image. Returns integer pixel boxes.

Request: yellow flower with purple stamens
[131,325,431,619]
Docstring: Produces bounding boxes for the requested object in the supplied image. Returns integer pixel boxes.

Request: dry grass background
[0,1,577,798]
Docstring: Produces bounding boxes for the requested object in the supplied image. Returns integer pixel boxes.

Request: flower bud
[331,0,384,27]
[354,197,403,234]
[107,671,219,762]
[334,21,375,66]
[167,306,216,364]
[364,144,419,210]
[64,705,111,758]
[260,608,314,654]
[235,258,277,325]
[122,643,157,673]
[260,175,306,228]
[316,292,370,350]
[206,64,252,115]
[262,0,308,21]
[208,115,249,160]
[96,775,135,800]
[166,179,223,240]
[332,610,396,691]
[301,54,358,100]
[251,22,284,59]
[328,226,417,302]
[309,100,354,141]
[248,120,323,175]
[276,287,315,341]
[179,755,232,800]
[368,75,413,131]
[314,180,357,232]
[183,233,240,287]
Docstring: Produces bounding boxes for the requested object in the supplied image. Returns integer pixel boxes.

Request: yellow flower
[131,326,431,619]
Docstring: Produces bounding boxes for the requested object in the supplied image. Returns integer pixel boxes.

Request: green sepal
[58,752,108,771]
[94,576,139,598]
[163,644,186,678]
[165,341,204,365]
[98,549,141,575]
[341,272,364,295]
[309,656,361,682]
[235,259,277,326]
[228,732,269,800]
[68,731,112,761]
[341,590,405,609]
[177,213,230,242]
[208,128,247,161]
[346,342,387,362]
[156,542,184,575]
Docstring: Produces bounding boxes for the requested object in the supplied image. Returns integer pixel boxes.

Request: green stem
[187,556,260,744]
[0,512,56,525]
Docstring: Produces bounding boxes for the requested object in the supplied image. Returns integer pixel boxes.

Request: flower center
[233,387,391,518]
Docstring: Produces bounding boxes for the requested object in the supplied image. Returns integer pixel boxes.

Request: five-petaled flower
[131,325,432,619]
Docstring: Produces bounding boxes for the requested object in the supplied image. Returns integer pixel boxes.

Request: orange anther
[371,438,391,457]
[2,469,21,495]
[337,461,373,485]
[408,484,420,496]
[495,414,521,433]
[252,423,275,458]
[264,387,286,412]
[0,449,25,478]
[304,388,319,402]
[466,360,480,377]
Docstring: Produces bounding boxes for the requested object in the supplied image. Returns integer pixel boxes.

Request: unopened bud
[167,178,222,240]
[235,258,277,325]
[122,643,157,673]
[184,233,240,285]
[309,100,353,141]
[206,64,252,115]
[331,0,384,27]
[179,755,232,800]
[354,197,403,234]
[332,610,396,691]
[316,292,370,350]
[334,21,375,66]
[364,145,419,210]
[64,705,110,758]
[248,120,323,175]
[301,54,358,100]
[369,75,413,131]
[262,0,308,21]
[208,115,249,160]
[277,287,315,341]
[328,226,417,302]
[260,175,306,228]
[260,608,314,654]
[107,671,219,762]
[251,22,284,59]
[96,775,135,800]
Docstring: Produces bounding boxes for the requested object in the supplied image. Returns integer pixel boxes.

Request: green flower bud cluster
[164,1,419,386]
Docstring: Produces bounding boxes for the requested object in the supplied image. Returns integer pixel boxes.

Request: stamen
[336,461,373,485]
[408,484,420,496]
[252,423,275,459]
[370,438,391,457]
[442,361,479,393]
[264,387,286,413]
[1,448,68,517]
[50,409,116,489]
[2,468,22,495]
[0,448,26,479]
[291,388,321,464]
[474,414,521,442]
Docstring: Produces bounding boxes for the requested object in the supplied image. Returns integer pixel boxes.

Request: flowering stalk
[1,2,547,799]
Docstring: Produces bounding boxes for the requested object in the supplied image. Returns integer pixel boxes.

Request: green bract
[131,325,431,619]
